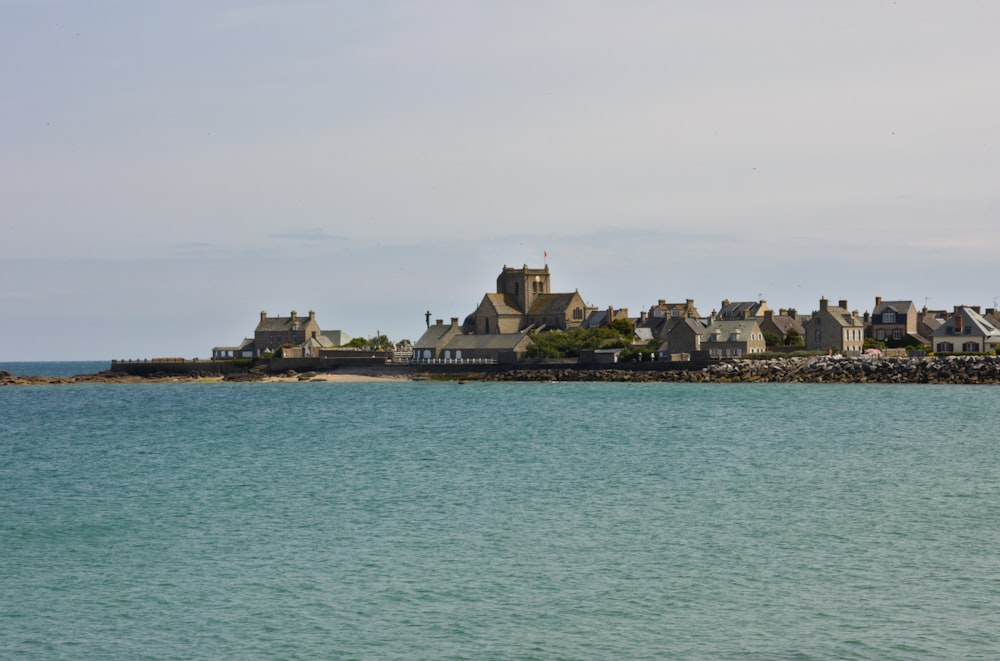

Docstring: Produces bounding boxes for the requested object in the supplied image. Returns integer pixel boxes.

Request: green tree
[784,328,804,347]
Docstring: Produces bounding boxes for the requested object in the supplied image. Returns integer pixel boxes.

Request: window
[814,330,822,344]
[882,310,897,323]
[938,342,954,352]
[876,329,885,341]
[671,309,681,318]
[893,329,902,340]
[963,342,979,352]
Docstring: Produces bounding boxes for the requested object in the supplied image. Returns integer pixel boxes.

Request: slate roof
[873,300,914,315]
[702,319,761,343]
[257,316,313,332]
[931,307,1000,339]
[816,305,864,327]
[443,333,532,351]
[528,293,580,316]
[482,293,523,315]
[718,301,765,319]
[766,314,805,336]
[413,323,460,349]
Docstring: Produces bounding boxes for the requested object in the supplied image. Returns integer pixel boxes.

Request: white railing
[408,357,498,365]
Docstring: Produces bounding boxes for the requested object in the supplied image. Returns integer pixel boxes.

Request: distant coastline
[5,355,1000,386]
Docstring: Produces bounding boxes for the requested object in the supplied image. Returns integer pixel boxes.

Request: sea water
[0,361,111,377]
[2,380,999,659]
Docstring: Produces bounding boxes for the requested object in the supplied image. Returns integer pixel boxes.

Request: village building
[868,297,927,346]
[637,299,701,339]
[930,306,1000,353]
[212,310,352,359]
[758,308,805,347]
[470,265,588,334]
[803,298,866,355]
[700,319,768,359]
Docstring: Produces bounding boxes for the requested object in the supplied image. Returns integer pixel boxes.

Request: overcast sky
[3,1,999,360]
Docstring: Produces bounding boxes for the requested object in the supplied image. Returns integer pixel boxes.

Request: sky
[3,0,999,360]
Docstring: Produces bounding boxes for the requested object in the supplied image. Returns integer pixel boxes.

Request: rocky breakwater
[0,369,224,386]
[484,355,1000,384]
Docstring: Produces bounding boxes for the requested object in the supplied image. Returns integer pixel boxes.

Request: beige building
[931,306,1000,353]
[700,319,768,358]
[803,298,865,355]
[471,265,587,334]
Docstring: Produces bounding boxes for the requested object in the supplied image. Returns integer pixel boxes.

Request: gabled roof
[256,315,317,332]
[481,293,523,316]
[873,300,916,315]
[766,314,805,336]
[443,333,532,351]
[813,305,864,328]
[634,327,654,342]
[527,292,581,316]
[669,318,709,336]
[413,322,461,349]
[931,307,1000,339]
[702,319,761,343]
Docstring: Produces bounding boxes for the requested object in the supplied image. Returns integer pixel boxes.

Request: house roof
[718,301,765,319]
[443,333,532,351]
[256,315,317,332]
[873,300,916,315]
[813,305,864,328]
[413,322,461,349]
[481,293,523,316]
[528,292,581,316]
[766,314,805,336]
[931,307,1000,339]
[702,319,761,343]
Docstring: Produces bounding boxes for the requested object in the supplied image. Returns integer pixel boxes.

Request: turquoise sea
[0,361,111,377]
[2,379,1000,659]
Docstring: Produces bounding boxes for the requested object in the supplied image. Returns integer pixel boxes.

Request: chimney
[954,309,963,333]
[640,310,648,322]
[741,309,749,319]
[260,311,267,323]
[451,317,459,327]
[290,310,298,322]
[788,308,798,319]
[309,310,316,323]
[972,305,981,314]
[839,299,848,310]
[658,299,666,306]
[764,309,774,322]
[436,319,444,326]
[875,296,882,306]
[819,298,829,312]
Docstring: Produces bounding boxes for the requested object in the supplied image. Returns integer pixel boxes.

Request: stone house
[413,318,465,360]
[869,297,925,345]
[638,299,701,339]
[437,332,534,363]
[803,298,866,355]
[931,306,1000,353]
[251,310,323,357]
[758,309,805,346]
[700,319,767,358]
[656,318,708,358]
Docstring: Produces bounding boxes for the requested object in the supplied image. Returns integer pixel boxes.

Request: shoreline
[5,355,1000,386]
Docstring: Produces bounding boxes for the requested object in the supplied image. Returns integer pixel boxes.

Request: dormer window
[882,310,897,323]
